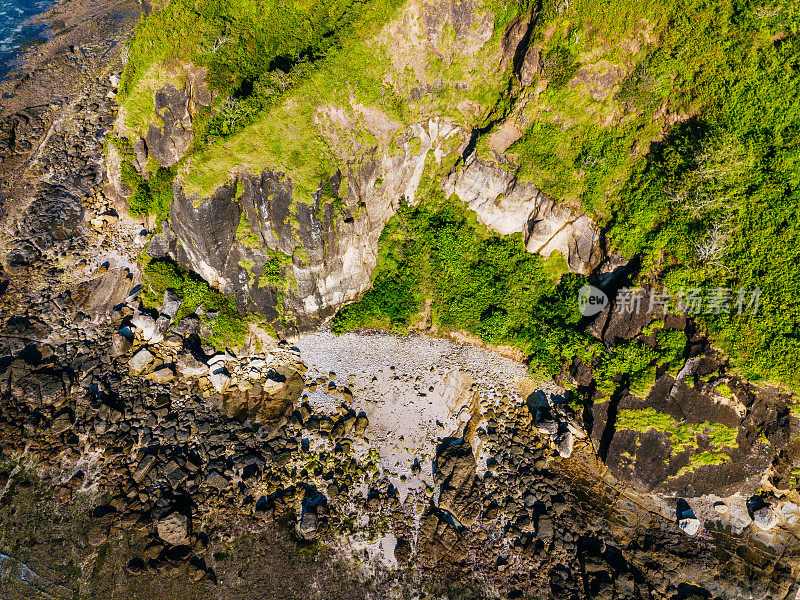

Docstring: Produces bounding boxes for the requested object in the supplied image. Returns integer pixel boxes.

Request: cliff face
[145,120,605,332]
[116,0,608,332]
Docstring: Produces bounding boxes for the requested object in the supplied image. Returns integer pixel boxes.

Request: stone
[176,352,208,378]
[297,510,318,540]
[133,455,156,483]
[128,348,154,376]
[537,515,554,540]
[535,419,558,436]
[209,368,230,393]
[752,506,778,531]
[131,312,157,341]
[156,511,190,546]
[556,431,574,458]
[779,501,800,526]
[435,437,482,526]
[109,333,132,357]
[679,518,701,536]
[86,517,110,546]
[51,412,74,434]
[713,501,729,514]
[146,366,175,384]
[160,289,183,319]
[206,471,230,490]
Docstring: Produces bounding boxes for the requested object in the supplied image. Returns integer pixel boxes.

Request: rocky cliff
[114,0,608,332]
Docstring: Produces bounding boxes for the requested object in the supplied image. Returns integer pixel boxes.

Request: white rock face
[444,154,604,274]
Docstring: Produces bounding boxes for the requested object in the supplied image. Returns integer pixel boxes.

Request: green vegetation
[113,137,175,220]
[119,0,800,393]
[506,0,800,389]
[332,169,690,391]
[118,0,413,198]
[141,257,252,348]
[122,163,175,220]
[675,451,731,478]
[332,191,607,380]
[616,407,739,456]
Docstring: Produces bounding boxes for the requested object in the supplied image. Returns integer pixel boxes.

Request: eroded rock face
[149,120,606,332]
[435,436,482,526]
[148,123,441,331]
[445,153,605,274]
[145,84,194,169]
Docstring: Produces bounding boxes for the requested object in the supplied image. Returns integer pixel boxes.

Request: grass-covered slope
[118,0,521,199]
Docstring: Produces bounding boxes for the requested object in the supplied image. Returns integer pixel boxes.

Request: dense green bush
[332,195,595,374]
[509,0,800,390]
[142,258,251,348]
[606,5,800,388]
[122,164,175,220]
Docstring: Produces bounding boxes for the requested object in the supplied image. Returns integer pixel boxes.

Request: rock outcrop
[445,153,604,274]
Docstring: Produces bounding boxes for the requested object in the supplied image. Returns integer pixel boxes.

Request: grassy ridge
[502,0,800,389]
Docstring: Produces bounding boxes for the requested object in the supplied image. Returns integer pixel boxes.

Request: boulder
[156,511,190,546]
[160,289,183,319]
[109,333,132,357]
[779,501,800,526]
[146,366,175,384]
[297,510,318,540]
[206,471,230,490]
[176,352,208,378]
[556,431,574,458]
[679,518,701,536]
[128,348,154,376]
[131,312,157,341]
[752,506,778,531]
[435,437,482,526]
[713,501,729,514]
[209,368,230,393]
[133,455,156,483]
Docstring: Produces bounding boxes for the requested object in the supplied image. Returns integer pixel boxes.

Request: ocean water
[0,0,54,81]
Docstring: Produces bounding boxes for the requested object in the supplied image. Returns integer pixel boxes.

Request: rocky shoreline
[0,1,799,599]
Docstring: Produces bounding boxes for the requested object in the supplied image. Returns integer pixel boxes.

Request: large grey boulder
[128,348,154,376]
[752,505,778,531]
[156,511,190,546]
